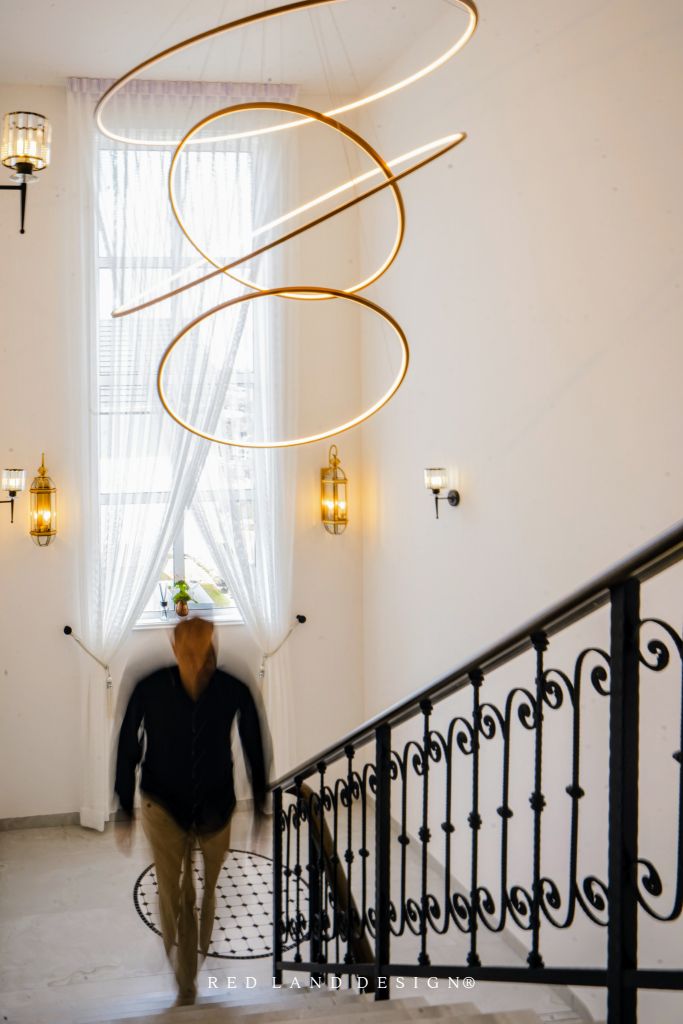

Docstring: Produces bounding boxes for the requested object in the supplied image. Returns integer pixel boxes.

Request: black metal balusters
[294,776,303,963]
[418,699,432,967]
[273,785,283,986]
[308,785,323,986]
[607,580,640,1024]
[528,632,548,970]
[344,744,355,984]
[270,524,683,1021]
[636,617,683,923]
[331,775,341,976]
[358,761,372,956]
[468,669,484,967]
[317,761,328,982]
[283,797,293,949]
[374,724,392,1000]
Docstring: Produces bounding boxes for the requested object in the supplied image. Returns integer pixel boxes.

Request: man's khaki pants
[141,797,232,1000]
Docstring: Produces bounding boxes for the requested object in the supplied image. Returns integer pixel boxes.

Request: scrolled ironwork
[271,526,683,1024]
[634,616,683,923]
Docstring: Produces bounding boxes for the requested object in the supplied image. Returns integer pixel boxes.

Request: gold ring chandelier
[95,0,478,449]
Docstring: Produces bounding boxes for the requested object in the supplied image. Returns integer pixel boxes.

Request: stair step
[95,998,482,1024]
[160,994,431,1022]
[85,985,373,1022]
[457,1014,544,1024]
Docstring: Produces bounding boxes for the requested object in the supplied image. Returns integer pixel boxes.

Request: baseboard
[0,799,266,832]
[0,811,81,831]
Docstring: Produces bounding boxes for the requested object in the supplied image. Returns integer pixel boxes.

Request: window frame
[133,508,243,628]
[95,138,252,630]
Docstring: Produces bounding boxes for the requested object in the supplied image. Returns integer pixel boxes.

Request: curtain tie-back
[64,626,114,717]
[258,614,306,680]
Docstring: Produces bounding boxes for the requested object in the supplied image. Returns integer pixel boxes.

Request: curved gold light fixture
[112,129,466,319]
[157,287,409,449]
[254,133,464,239]
[168,102,406,301]
[98,0,478,447]
[94,0,478,147]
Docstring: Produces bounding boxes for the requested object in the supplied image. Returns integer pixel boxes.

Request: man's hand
[115,817,135,855]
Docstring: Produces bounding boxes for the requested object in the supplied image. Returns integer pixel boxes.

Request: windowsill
[133,608,244,631]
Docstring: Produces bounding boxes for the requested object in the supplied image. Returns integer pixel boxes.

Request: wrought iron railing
[271,522,683,1023]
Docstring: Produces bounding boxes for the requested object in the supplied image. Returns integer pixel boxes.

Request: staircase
[94,988,551,1024]
[268,524,683,1024]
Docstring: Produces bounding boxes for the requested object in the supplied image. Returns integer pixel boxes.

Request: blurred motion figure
[114,617,269,1005]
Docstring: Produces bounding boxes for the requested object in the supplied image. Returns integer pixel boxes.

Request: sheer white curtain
[192,269,298,781]
[68,78,297,830]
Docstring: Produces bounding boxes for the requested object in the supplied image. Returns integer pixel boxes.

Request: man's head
[171,617,215,682]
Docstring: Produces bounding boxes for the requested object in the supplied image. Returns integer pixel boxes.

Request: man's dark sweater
[114,665,268,833]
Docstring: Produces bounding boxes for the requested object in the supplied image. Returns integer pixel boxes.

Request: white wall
[355,1,683,1018]
[358,0,683,728]
[0,82,365,819]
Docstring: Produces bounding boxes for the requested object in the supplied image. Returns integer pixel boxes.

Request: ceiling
[0,0,462,94]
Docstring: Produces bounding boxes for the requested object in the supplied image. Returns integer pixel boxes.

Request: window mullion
[173,514,185,583]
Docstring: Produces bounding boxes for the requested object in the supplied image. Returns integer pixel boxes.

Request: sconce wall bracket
[0,494,17,523]
[432,488,460,519]
[0,179,27,233]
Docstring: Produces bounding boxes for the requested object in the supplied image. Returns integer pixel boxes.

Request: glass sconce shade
[424,467,449,491]
[1,112,52,175]
[29,454,56,546]
[2,468,25,494]
[321,444,348,535]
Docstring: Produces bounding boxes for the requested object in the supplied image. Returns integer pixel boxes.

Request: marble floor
[0,813,590,1024]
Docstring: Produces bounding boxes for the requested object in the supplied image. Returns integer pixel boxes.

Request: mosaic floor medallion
[133,847,297,960]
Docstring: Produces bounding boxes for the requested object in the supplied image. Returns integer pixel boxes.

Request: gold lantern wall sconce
[1,455,57,543]
[30,454,57,546]
[1,111,52,233]
[424,467,460,519]
[321,444,348,535]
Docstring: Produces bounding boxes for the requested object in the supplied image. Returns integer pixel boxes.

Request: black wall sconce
[424,467,460,519]
[1,468,26,523]
[1,112,52,233]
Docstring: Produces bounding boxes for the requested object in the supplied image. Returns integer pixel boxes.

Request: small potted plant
[172,579,194,618]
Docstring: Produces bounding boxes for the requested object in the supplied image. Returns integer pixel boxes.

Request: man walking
[114,616,269,1005]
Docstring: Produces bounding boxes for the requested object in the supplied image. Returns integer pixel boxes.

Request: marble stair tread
[93,998,483,1024]
[456,1014,543,1024]
[171,1000,464,1022]
[1,981,365,1024]
[90,988,379,1019]
[160,993,431,1021]
[78,989,374,1024]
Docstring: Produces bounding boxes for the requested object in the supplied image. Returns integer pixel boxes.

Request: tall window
[96,137,255,625]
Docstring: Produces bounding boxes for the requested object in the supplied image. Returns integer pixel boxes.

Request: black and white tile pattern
[133,847,285,959]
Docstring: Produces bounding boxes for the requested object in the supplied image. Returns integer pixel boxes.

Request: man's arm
[114,681,145,820]
[237,682,269,818]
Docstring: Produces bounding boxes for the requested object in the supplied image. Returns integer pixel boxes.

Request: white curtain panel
[192,113,300,784]
[67,77,298,830]
[192,293,298,782]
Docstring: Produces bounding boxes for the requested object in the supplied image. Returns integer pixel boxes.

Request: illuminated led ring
[169,102,405,300]
[97,0,478,447]
[157,287,409,449]
[114,126,466,318]
[94,0,479,147]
